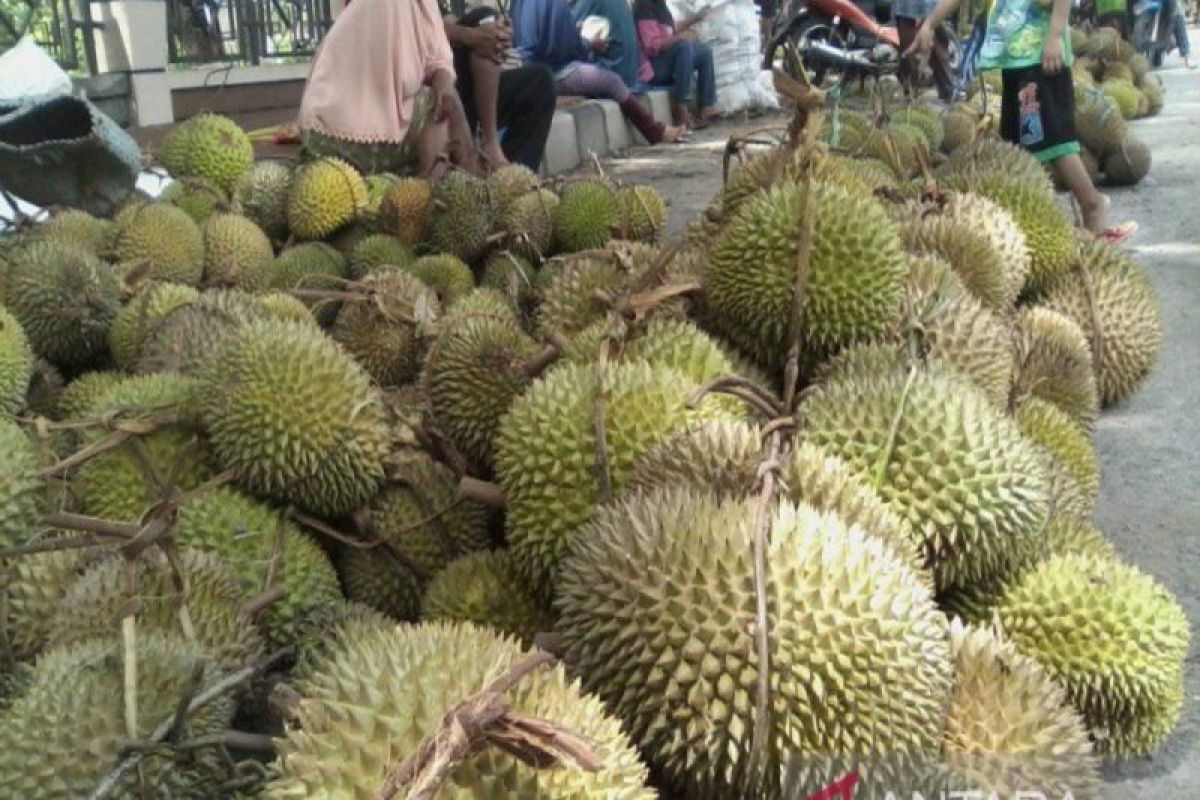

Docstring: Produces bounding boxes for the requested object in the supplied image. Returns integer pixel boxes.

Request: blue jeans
[1173,9,1191,58]
[650,40,717,108]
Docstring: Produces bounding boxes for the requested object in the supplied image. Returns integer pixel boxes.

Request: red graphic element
[806,772,859,800]
[1018,81,1040,116]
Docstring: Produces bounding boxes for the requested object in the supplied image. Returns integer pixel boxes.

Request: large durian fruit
[1039,234,1162,406]
[330,267,440,386]
[161,176,227,225]
[35,208,115,256]
[1010,306,1100,429]
[0,304,34,414]
[108,281,200,369]
[157,111,254,194]
[941,619,1100,799]
[377,176,432,246]
[196,318,391,516]
[136,287,273,375]
[270,242,349,325]
[800,362,1051,592]
[232,160,293,243]
[1015,397,1100,515]
[201,211,276,290]
[338,452,491,619]
[111,202,205,286]
[287,157,369,241]
[428,170,494,263]
[494,359,741,594]
[556,489,952,798]
[421,549,554,646]
[0,418,45,548]
[0,632,236,799]
[704,176,907,372]
[553,178,620,253]
[264,621,655,799]
[997,554,1190,759]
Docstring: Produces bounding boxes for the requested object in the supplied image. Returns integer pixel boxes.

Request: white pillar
[90,0,174,126]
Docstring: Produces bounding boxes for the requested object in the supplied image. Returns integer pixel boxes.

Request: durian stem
[457,476,506,509]
[37,411,178,477]
[174,731,278,753]
[88,648,292,800]
[520,344,561,378]
[122,611,139,742]
[0,534,112,558]
[241,585,285,617]
[42,511,141,539]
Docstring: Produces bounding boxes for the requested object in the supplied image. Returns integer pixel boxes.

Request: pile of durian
[0,106,1187,800]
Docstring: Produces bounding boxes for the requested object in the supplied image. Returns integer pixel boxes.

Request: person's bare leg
[417,120,450,178]
[1052,153,1110,233]
[469,52,509,169]
[443,93,483,176]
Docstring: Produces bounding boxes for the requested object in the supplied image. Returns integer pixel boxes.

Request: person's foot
[661,124,689,144]
[481,139,509,170]
[1081,192,1111,235]
[556,95,584,108]
[1186,57,1196,70]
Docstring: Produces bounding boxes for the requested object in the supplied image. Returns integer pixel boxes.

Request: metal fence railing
[167,0,333,66]
[0,0,99,73]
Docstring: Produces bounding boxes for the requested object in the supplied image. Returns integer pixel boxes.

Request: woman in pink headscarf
[297,0,481,175]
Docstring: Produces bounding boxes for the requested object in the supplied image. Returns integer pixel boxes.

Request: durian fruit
[363,172,399,225]
[287,157,369,240]
[5,241,121,370]
[1081,25,1120,58]
[705,177,907,370]
[23,357,63,419]
[941,619,1100,799]
[487,163,540,215]
[339,453,491,619]
[820,154,899,196]
[108,281,200,368]
[1040,236,1162,406]
[0,419,44,548]
[429,170,494,263]
[536,254,625,337]
[718,146,800,219]
[905,193,1030,311]
[174,487,343,648]
[617,185,667,243]
[941,106,979,153]
[556,489,951,798]
[197,318,390,516]
[1141,80,1164,115]
[0,305,33,414]
[348,232,414,279]
[628,419,926,576]
[1,547,82,662]
[894,107,945,152]
[861,124,929,175]
[421,549,553,646]
[110,202,205,286]
[136,287,270,375]
[947,173,1074,295]
[1010,307,1099,429]
[562,317,736,386]
[59,370,124,418]
[801,364,1050,592]
[377,176,432,246]
[258,290,317,325]
[270,242,349,325]
[263,621,655,799]
[405,253,476,307]
[500,188,559,259]
[1042,514,1118,561]
[0,632,235,799]
[49,548,265,670]
[422,306,538,470]
[288,600,394,681]
[157,111,254,193]
[944,139,1055,195]
[553,179,620,253]
[1015,397,1099,513]
[997,554,1190,759]
[73,373,214,523]
[232,160,293,242]
[201,211,275,290]
[331,268,440,386]
[35,209,114,256]
[161,176,227,224]
[1101,79,1141,119]
[1076,90,1128,158]
[480,251,538,315]
[1103,136,1151,186]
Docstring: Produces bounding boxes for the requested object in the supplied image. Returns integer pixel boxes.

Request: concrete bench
[539,89,674,177]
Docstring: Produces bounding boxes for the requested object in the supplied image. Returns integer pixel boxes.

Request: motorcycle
[762,0,962,93]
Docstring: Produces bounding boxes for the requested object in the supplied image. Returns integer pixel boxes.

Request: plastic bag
[0,36,74,103]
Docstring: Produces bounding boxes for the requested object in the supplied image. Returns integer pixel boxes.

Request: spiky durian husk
[201,212,275,291]
[487,163,540,216]
[943,139,1054,193]
[480,251,538,315]
[429,170,494,263]
[940,108,979,154]
[1015,397,1099,513]
[162,176,227,225]
[287,157,368,241]
[562,318,736,387]
[499,188,558,259]
[58,371,125,418]
[136,287,270,375]
[405,254,476,308]
[422,549,554,646]
[348,232,414,279]
[0,632,235,799]
[158,112,253,193]
[264,621,655,799]
[0,305,33,415]
[269,242,348,325]
[553,178,620,253]
[36,209,115,256]
[49,548,264,670]
[556,489,951,798]
[232,160,293,243]
[1010,306,1100,429]
[174,487,342,647]
[378,176,432,246]
[331,268,439,387]
[801,364,1051,592]
[1040,235,1162,407]
[941,619,1101,799]
[23,357,63,418]
[894,107,946,152]
[197,319,390,516]
[339,453,491,619]
[705,178,907,370]
[5,240,121,370]
[258,291,318,325]
[73,373,213,523]
[108,281,200,368]
[111,202,205,286]
[0,421,46,550]
[495,359,740,594]
[535,254,625,337]
[1,548,81,661]
[617,185,667,243]
[997,554,1190,759]
[422,309,537,470]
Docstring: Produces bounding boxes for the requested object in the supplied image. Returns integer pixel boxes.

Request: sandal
[1101,221,1138,245]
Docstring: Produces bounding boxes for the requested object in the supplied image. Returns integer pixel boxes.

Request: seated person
[442,6,559,171]
[296,0,480,176]
[512,0,687,144]
[572,0,643,86]
[634,0,718,129]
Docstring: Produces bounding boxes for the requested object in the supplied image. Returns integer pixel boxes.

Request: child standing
[907,0,1134,241]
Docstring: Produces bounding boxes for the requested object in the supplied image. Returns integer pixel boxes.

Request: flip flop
[1101,221,1138,245]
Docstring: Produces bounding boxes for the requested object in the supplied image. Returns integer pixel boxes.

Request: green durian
[111,202,205,286]
[201,211,275,290]
[0,305,33,415]
[1010,306,1099,429]
[157,111,254,193]
[421,549,553,646]
[231,160,293,242]
[331,268,440,387]
[553,179,619,253]
[429,170,494,263]
[287,157,368,240]
[108,281,200,368]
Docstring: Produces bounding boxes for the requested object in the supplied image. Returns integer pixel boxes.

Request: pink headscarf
[297,0,455,144]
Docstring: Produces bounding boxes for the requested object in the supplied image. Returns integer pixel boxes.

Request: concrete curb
[540,89,674,176]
